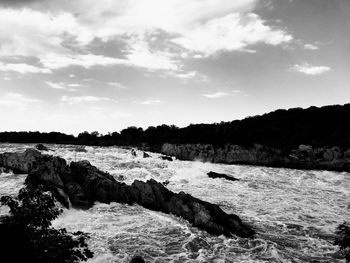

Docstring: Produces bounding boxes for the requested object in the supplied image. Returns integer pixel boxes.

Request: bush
[335,222,350,262]
[0,185,93,263]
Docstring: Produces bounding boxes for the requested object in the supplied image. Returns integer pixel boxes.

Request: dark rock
[74,146,87,153]
[0,149,255,238]
[35,144,49,151]
[131,149,137,157]
[160,143,350,173]
[207,171,239,182]
[143,152,151,158]
[130,256,145,263]
[160,155,173,161]
[162,180,170,186]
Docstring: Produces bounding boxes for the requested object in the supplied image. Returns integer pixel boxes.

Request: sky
[0,0,349,135]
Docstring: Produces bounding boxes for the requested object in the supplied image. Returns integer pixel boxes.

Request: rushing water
[0,143,349,263]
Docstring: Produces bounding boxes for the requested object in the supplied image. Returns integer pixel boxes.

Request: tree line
[1,103,350,150]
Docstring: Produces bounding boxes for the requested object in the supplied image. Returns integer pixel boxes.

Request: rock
[160,155,173,161]
[207,171,239,182]
[35,144,49,151]
[116,174,126,181]
[131,149,137,157]
[162,180,170,186]
[74,146,87,153]
[130,256,145,263]
[143,152,151,158]
[160,143,350,173]
[0,149,255,238]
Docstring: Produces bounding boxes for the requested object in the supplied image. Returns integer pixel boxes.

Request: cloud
[0,0,294,73]
[61,95,111,104]
[202,92,230,99]
[108,82,127,89]
[0,61,51,74]
[304,44,318,50]
[139,99,162,105]
[290,64,331,75]
[0,92,39,109]
[40,54,129,70]
[172,13,292,56]
[46,81,78,91]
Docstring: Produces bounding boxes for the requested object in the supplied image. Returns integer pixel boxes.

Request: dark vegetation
[335,222,350,262]
[0,103,349,150]
[0,185,93,263]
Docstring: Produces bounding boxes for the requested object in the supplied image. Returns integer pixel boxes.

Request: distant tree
[335,222,350,262]
[0,186,93,263]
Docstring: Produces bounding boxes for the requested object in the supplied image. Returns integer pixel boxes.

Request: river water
[0,143,349,263]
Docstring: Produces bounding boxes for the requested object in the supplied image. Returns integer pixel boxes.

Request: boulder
[207,171,239,182]
[35,144,49,151]
[0,149,255,238]
[130,256,145,263]
[143,152,151,158]
[160,155,173,161]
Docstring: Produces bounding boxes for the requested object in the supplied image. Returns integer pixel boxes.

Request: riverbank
[154,143,350,173]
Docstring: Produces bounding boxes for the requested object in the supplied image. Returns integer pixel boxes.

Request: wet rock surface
[161,143,350,172]
[0,149,255,238]
[207,171,239,182]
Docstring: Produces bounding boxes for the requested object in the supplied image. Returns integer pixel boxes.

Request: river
[0,143,349,262]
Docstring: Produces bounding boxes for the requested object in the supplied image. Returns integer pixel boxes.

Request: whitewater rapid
[0,143,349,262]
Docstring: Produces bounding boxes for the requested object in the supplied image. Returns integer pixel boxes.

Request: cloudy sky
[0,0,349,135]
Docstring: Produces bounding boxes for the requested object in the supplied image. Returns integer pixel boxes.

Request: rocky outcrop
[0,149,254,238]
[35,144,49,151]
[160,155,173,161]
[207,171,239,182]
[161,143,350,172]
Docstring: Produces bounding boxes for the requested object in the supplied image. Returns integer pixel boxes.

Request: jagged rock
[130,256,145,263]
[160,155,173,161]
[162,180,170,186]
[207,171,239,182]
[131,149,137,157]
[160,143,350,172]
[143,152,151,158]
[74,146,87,153]
[0,149,255,238]
[35,144,49,151]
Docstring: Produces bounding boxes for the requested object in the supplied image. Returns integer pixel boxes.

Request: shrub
[335,222,350,262]
[0,185,93,263]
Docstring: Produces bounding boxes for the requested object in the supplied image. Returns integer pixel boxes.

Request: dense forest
[1,103,349,150]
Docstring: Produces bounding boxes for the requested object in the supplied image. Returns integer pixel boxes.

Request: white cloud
[40,54,129,70]
[170,71,197,79]
[304,44,318,50]
[0,62,51,74]
[202,92,230,99]
[172,13,292,56]
[108,82,127,89]
[46,81,67,90]
[290,64,331,75]
[0,0,293,73]
[61,95,111,104]
[0,93,39,109]
[139,99,162,105]
[46,81,78,91]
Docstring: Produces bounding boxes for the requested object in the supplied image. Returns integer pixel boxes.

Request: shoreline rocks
[160,143,350,173]
[207,171,239,182]
[0,149,255,238]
